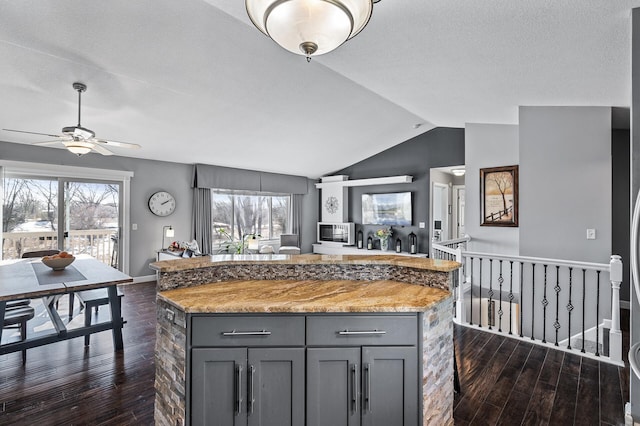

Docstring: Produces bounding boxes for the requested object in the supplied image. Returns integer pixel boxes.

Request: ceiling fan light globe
[63,140,93,156]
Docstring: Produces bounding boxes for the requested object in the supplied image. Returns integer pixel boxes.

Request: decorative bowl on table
[41,254,75,271]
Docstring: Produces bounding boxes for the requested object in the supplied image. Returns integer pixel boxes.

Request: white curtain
[192,187,212,254]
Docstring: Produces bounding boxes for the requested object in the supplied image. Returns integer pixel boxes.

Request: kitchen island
[150,254,460,426]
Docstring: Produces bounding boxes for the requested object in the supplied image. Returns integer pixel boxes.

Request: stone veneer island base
[150,254,460,426]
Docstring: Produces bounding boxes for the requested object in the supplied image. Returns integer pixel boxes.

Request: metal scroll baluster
[554,265,561,346]
[469,257,474,326]
[488,259,493,330]
[479,258,483,328]
[519,262,524,338]
[508,260,514,335]
[567,267,574,350]
[498,260,504,332]
[509,260,513,334]
[581,269,586,353]
[531,263,536,341]
[542,264,548,344]
[595,270,601,357]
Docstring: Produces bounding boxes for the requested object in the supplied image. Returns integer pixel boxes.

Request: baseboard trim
[130,274,156,284]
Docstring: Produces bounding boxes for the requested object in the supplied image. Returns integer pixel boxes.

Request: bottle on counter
[395,237,402,253]
[357,229,364,249]
[367,236,373,250]
[409,232,417,254]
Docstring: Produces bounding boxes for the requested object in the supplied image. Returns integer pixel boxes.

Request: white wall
[464,123,519,254]
[519,106,612,263]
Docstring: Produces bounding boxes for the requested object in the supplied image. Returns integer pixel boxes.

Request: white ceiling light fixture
[245,0,375,62]
[63,140,93,156]
[451,168,465,177]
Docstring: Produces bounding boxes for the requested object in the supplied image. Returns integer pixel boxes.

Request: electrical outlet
[586,229,596,240]
[419,222,426,229]
[132,223,138,230]
[166,309,175,322]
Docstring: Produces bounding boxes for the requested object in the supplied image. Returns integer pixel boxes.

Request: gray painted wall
[465,123,520,254]
[519,106,612,264]
[612,129,631,302]
[0,141,318,278]
[332,127,465,254]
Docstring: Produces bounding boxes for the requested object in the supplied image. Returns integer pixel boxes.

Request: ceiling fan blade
[93,138,141,149]
[3,128,62,138]
[90,143,114,156]
[31,140,65,146]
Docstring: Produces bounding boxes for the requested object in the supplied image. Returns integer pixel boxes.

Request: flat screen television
[362,192,412,226]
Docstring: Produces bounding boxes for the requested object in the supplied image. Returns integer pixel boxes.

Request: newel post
[609,255,623,363]
[454,245,466,323]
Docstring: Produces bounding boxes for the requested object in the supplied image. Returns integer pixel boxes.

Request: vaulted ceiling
[0,1,635,177]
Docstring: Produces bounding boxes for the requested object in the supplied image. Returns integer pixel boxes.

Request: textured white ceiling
[0,0,635,177]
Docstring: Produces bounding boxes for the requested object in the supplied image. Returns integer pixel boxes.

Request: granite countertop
[158,279,450,313]
[149,253,460,273]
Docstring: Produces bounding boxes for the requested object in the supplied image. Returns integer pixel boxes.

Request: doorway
[432,182,449,242]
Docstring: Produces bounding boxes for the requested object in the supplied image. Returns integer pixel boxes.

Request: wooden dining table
[0,255,132,355]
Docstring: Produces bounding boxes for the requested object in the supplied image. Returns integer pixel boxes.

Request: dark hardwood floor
[0,282,156,425]
[0,282,631,425]
[454,309,630,425]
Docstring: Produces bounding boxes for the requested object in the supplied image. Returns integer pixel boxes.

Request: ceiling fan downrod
[72,82,87,127]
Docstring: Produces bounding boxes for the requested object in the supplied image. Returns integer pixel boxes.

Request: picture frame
[480,165,519,227]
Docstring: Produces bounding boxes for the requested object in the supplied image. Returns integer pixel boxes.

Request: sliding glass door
[62,179,121,268]
[2,174,122,269]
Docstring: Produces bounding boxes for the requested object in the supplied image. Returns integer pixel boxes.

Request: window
[212,190,290,247]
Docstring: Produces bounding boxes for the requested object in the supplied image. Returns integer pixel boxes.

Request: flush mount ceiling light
[246,0,375,61]
[451,168,466,177]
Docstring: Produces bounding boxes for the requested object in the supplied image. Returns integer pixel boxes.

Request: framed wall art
[480,165,519,227]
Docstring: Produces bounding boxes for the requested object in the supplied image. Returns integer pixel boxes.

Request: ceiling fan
[3,82,141,156]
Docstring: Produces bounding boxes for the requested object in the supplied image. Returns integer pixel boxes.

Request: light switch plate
[586,229,596,240]
[419,222,426,229]
[132,223,138,230]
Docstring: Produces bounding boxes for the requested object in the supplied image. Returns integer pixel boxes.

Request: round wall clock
[325,196,339,214]
[148,191,176,217]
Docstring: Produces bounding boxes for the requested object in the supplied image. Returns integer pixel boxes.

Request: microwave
[317,222,355,245]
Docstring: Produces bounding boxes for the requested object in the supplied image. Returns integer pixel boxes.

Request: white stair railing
[434,236,623,366]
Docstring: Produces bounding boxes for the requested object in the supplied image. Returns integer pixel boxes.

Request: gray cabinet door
[361,346,418,426]
[192,348,247,426]
[307,347,361,426]
[248,348,305,426]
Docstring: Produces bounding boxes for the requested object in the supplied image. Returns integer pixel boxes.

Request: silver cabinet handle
[364,363,371,412]
[222,330,272,336]
[248,364,255,414]
[351,363,358,414]
[235,364,243,415]
[337,330,386,336]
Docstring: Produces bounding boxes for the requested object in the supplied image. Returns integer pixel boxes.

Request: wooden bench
[76,288,124,346]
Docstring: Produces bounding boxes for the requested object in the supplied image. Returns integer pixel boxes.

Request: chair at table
[2,302,35,364]
[278,234,301,255]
